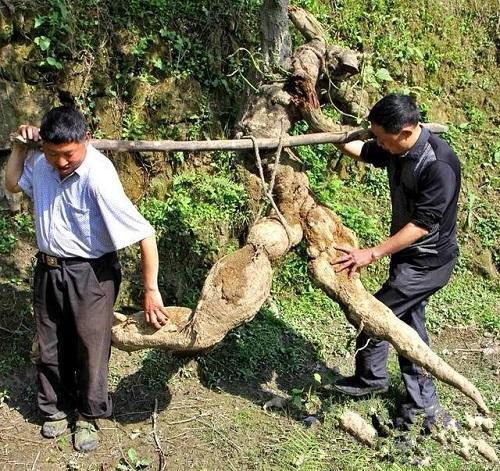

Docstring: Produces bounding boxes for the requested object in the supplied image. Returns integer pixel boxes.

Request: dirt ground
[0,325,498,470]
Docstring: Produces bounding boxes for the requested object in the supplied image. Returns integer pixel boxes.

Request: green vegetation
[0,213,35,254]
[0,216,17,254]
[115,448,152,470]
[139,167,249,304]
[0,0,498,469]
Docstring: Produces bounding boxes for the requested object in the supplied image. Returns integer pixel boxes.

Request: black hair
[40,106,87,144]
[367,94,421,134]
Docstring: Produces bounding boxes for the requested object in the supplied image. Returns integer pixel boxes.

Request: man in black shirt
[333,94,461,430]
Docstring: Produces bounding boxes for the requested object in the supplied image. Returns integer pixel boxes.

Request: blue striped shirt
[18,145,154,258]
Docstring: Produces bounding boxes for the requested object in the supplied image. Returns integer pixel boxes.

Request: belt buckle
[45,255,59,267]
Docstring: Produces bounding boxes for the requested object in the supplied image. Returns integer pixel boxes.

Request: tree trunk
[260,0,292,68]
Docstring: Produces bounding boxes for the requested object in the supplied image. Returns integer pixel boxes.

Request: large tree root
[113,244,273,353]
[112,214,303,353]
[111,5,489,415]
[303,203,490,414]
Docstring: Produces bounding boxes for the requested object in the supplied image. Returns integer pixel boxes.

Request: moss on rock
[0,80,53,148]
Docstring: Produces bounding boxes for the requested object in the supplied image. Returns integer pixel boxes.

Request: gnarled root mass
[111,5,489,415]
[112,244,274,353]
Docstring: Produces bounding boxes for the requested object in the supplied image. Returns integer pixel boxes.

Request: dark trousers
[33,252,121,420]
[355,257,456,411]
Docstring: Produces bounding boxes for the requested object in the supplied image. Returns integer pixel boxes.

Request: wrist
[11,142,29,156]
[370,247,383,261]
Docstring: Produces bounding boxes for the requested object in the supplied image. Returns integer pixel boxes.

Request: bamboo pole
[3,123,448,153]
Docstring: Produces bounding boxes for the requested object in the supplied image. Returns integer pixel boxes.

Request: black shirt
[361,126,461,266]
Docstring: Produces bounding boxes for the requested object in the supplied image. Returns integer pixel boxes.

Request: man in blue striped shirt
[5,106,169,452]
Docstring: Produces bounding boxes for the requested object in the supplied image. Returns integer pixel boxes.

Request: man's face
[370,122,415,155]
[43,139,88,178]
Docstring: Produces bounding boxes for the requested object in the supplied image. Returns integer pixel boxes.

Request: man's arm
[5,125,40,193]
[139,235,169,329]
[335,140,365,160]
[332,222,429,278]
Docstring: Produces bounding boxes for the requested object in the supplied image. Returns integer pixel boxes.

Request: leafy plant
[122,111,149,140]
[0,216,17,254]
[32,0,72,70]
[140,172,248,254]
[115,448,151,470]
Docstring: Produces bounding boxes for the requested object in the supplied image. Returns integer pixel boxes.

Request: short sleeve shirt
[18,145,154,258]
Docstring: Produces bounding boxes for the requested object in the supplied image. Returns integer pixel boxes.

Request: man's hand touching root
[144,288,169,330]
[332,245,378,279]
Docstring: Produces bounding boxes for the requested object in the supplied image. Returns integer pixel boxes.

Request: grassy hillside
[0,0,498,469]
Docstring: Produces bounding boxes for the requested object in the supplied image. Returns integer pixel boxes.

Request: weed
[13,213,35,237]
[115,448,152,470]
[0,213,36,255]
[138,171,249,304]
[475,213,500,264]
[427,268,500,333]
[140,172,248,257]
[0,216,17,254]
[122,111,149,140]
[277,426,328,470]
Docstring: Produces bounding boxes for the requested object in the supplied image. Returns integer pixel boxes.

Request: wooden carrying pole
[4,123,448,153]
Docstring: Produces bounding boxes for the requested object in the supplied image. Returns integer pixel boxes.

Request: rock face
[0,9,13,43]
[108,153,147,204]
[0,81,53,149]
[0,158,23,212]
[0,43,35,82]
[148,77,203,125]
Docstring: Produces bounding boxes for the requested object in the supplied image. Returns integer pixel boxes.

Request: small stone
[458,436,471,448]
[480,417,494,433]
[482,345,499,356]
[303,416,321,429]
[474,416,484,428]
[457,446,471,460]
[435,430,447,445]
[464,414,476,429]
[263,396,287,411]
[129,429,141,440]
[419,456,432,467]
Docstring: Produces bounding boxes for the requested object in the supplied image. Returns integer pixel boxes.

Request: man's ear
[400,128,414,140]
[84,131,91,145]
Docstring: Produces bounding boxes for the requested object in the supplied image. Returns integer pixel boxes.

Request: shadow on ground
[110,307,364,426]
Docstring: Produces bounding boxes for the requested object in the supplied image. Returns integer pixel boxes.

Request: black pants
[33,252,121,420]
[355,257,456,412]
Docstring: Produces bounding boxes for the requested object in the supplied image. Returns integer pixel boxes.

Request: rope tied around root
[246,126,295,249]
